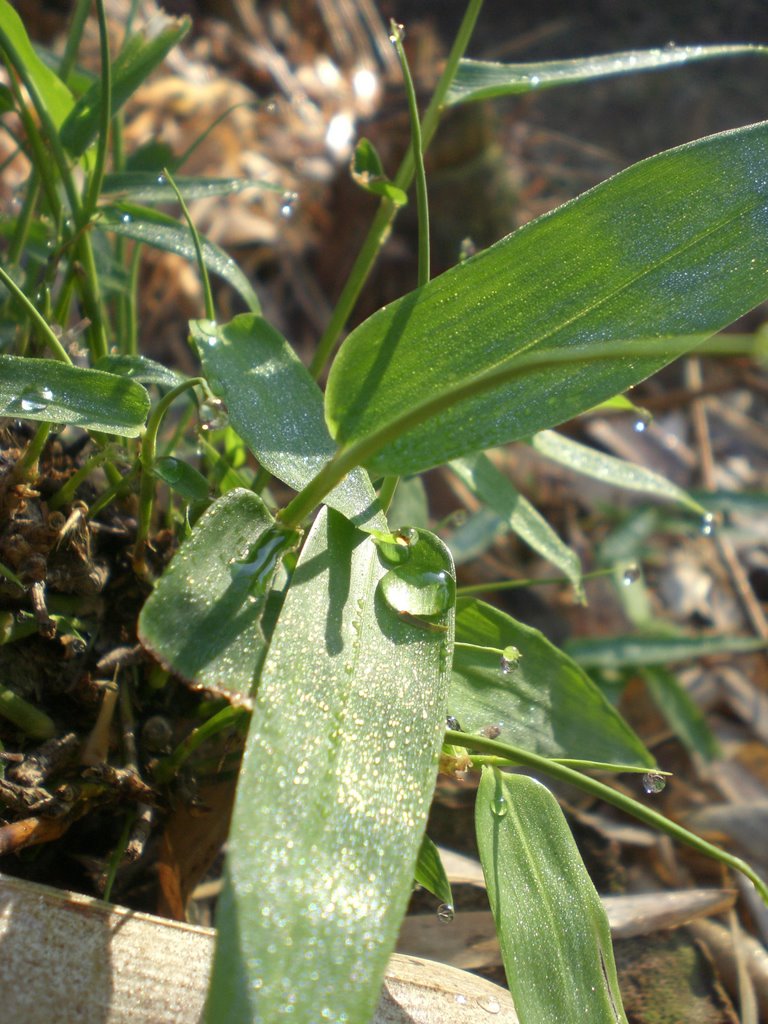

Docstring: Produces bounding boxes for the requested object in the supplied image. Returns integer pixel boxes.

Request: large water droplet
[499,645,520,675]
[380,566,454,616]
[436,903,455,923]
[491,794,507,818]
[642,771,666,795]
[231,525,300,597]
[19,385,53,414]
[372,528,415,566]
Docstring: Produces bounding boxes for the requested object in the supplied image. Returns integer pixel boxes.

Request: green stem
[445,730,768,905]
[0,682,56,739]
[457,566,619,596]
[0,266,72,362]
[377,475,399,515]
[308,0,484,377]
[164,168,215,321]
[81,0,111,223]
[48,444,117,510]
[6,170,40,267]
[58,0,92,83]
[12,421,51,481]
[152,704,249,784]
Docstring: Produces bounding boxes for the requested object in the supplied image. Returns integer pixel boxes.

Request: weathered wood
[0,872,518,1023]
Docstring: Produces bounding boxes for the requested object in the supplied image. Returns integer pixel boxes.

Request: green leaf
[153,456,211,503]
[351,138,408,206]
[60,17,191,156]
[476,767,628,1024]
[447,45,768,105]
[0,0,74,128]
[378,527,456,616]
[567,632,768,668]
[94,353,187,389]
[138,489,277,700]
[530,430,705,514]
[451,453,583,597]
[99,206,261,313]
[414,833,453,908]
[641,666,720,761]
[452,598,653,766]
[99,172,281,203]
[191,315,387,532]
[206,510,454,1024]
[325,121,768,476]
[0,355,149,436]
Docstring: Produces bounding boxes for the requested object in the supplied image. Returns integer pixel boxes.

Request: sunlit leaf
[0,0,74,127]
[476,767,628,1024]
[642,666,720,761]
[100,172,281,203]
[567,632,768,667]
[414,833,453,908]
[206,510,454,1023]
[94,353,187,389]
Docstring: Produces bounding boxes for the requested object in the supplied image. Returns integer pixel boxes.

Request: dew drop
[230,525,299,596]
[499,645,520,675]
[19,385,53,413]
[622,564,641,586]
[156,173,166,184]
[436,903,455,923]
[490,795,507,818]
[380,566,454,616]
[121,213,132,224]
[280,191,299,218]
[633,418,648,433]
[477,995,501,1014]
[528,74,541,87]
[700,512,715,536]
[642,771,666,795]
[445,715,462,732]
[388,20,405,44]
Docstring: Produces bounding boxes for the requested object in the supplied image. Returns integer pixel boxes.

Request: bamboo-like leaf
[451,598,653,766]
[530,430,705,514]
[567,632,768,667]
[99,207,261,313]
[447,45,768,105]
[642,666,720,761]
[0,0,74,127]
[326,122,768,476]
[0,355,149,436]
[476,767,628,1024]
[99,172,281,203]
[191,315,387,532]
[94,353,187,389]
[138,489,277,700]
[60,17,191,156]
[414,833,453,908]
[451,453,583,597]
[206,510,454,1023]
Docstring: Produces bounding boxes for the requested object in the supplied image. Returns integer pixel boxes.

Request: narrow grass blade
[138,489,275,700]
[530,430,706,514]
[0,355,149,436]
[566,633,768,667]
[476,767,627,1024]
[191,315,386,532]
[99,172,280,203]
[642,666,720,761]
[452,598,653,766]
[206,510,454,1024]
[326,122,768,476]
[451,453,583,597]
[447,45,768,105]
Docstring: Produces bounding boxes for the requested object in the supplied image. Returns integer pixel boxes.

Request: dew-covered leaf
[451,598,653,767]
[191,315,386,532]
[476,767,628,1024]
[566,632,768,668]
[0,354,149,436]
[326,122,768,476]
[447,45,768,105]
[451,453,583,598]
[414,833,453,909]
[206,510,454,1023]
[138,489,278,700]
[100,207,261,313]
[153,456,211,503]
[94,353,187,389]
[99,172,281,203]
[530,430,705,514]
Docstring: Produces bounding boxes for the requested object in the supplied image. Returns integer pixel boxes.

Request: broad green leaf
[99,172,281,203]
[94,353,187,389]
[191,315,387,532]
[0,355,149,436]
[60,18,191,156]
[206,510,454,1024]
[138,489,277,699]
[451,453,583,597]
[476,768,627,1024]
[452,598,653,766]
[530,430,705,514]
[567,632,768,668]
[99,206,261,313]
[0,0,74,128]
[642,666,720,761]
[447,45,768,105]
[153,456,211,503]
[414,833,453,908]
[326,122,768,476]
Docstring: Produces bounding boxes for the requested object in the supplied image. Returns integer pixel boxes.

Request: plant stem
[446,729,768,905]
[0,683,56,739]
[82,0,111,223]
[12,422,51,481]
[0,267,72,362]
[308,0,484,378]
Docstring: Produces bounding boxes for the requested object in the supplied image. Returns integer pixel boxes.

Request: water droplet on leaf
[499,645,520,675]
[121,213,132,224]
[642,771,666,795]
[19,385,53,414]
[491,794,507,817]
[528,74,541,87]
[436,903,455,923]
[700,513,715,536]
[388,20,405,44]
[280,191,298,218]
[622,565,641,586]
[445,715,462,732]
[231,525,300,597]
[633,418,648,433]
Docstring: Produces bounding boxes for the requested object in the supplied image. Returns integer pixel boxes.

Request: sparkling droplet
[499,645,521,675]
[622,564,641,586]
[491,794,507,818]
[280,191,298,218]
[445,715,462,732]
[642,771,666,795]
[633,418,648,433]
[19,385,53,413]
[436,903,455,923]
[700,512,715,536]
[528,74,541,87]
[121,213,132,224]
[388,20,405,44]
[156,173,166,184]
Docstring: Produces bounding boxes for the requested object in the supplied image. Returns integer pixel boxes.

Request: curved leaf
[191,315,386,532]
[451,598,653,766]
[100,172,281,203]
[94,353,187,389]
[476,767,627,1024]
[566,632,768,668]
[447,45,768,105]
[206,510,454,1023]
[0,355,149,436]
[0,0,74,127]
[326,121,768,476]
[414,833,453,908]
